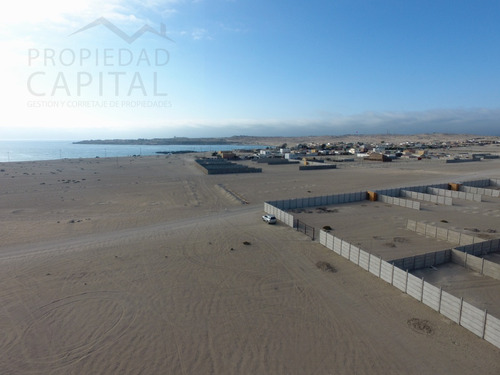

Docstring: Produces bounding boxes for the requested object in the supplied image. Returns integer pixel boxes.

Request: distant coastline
[73,137,251,146]
[0,140,262,163]
[73,133,500,147]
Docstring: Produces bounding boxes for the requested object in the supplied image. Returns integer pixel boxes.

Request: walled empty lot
[412,263,500,317]
[290,194,500,257]
[263,163,500,332]
[292,201,452,258]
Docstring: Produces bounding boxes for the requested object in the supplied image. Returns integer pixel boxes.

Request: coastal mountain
[73,133,498,147]
[73,137,243,146]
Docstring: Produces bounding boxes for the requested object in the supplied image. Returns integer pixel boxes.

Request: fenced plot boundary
[263,177,500,350]
[319,230,500,349]
[405,219,486,246]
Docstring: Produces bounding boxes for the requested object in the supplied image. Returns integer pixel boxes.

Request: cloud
[0,0,180,35]
[5,107,499,140]
[191,28,212,40]
[159,108,500,137]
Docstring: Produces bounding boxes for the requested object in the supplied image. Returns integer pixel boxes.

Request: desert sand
[1,152,499,374]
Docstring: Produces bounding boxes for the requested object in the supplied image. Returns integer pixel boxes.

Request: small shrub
[316,261,336,273]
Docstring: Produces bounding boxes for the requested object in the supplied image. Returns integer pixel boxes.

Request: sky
[1,0,500,140]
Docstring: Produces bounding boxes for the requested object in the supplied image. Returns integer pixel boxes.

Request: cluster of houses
[212,137,499,164]
[242,138,500,163]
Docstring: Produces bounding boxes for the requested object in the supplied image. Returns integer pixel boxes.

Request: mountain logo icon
[70,17,174,44]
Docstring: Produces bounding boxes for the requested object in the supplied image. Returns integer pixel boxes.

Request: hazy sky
[2,0,500,139]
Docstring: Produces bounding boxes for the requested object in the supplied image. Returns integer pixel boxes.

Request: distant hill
[74,137,245,146]
[73,134,499,147]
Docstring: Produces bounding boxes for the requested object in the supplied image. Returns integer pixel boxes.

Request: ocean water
[0,141,263,163]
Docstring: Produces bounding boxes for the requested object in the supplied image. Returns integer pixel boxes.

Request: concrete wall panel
[460,234,475,246]
[407,220,417,231]
[451,249,466,265]
[491,239,500,252]
[440,291,461,323]
[350,245,360,264]
[425,225,437,238]
[359,250,370,271]
[319,230,327,246]
[380,261,393,283]
[448,231,461,244]
[369,255,381,276]
[483,261,500,280]
[333,237,342,255]
[425,253,436,268]
[472,242,483,255]
[460,301,486,337]
[481,240,491,253]
[435,250,450,264]
[326,233,334,250]
[325,195,332,205]
[341,241,351,259]
[407,274,423,301]
[416,222,427,235]
[436,227,448,241]
[490,178,500,187]
[392,268,407,292]
[422,282,441,311]
[484,314,500,348]
[413,254,425,269]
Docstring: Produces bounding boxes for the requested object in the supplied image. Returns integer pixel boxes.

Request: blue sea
[0,141,263,163]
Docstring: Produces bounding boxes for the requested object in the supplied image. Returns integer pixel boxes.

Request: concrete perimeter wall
[264,191,366,228]
[406,219,484,246]
[378,194,420,210]
[446,159,481,164]
[318,230,500,349]
[263,202,294,227]
[458,178,500,197]
[374,187,401,197]
[299,164,337,171]
[454,238,500,256]
[451,249,500,281]
[266,191,366,211]
[391,250,451,271]
[401,189,453,205]
[460,178,490,188]
[427,187,482,202]
[461,185,500,198]
[403,183,449,193]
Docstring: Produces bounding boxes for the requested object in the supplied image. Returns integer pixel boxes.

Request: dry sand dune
[0,154,499,374]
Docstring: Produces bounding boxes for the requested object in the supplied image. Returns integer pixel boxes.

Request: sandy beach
[1,152,499,374]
